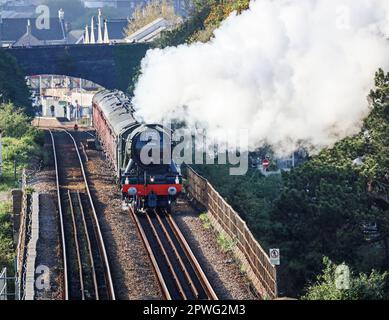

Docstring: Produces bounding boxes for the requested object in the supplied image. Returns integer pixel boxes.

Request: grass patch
[0,201,14,271]
[0,102,44,274]
[217,232,236,253]
[199,212,211,229]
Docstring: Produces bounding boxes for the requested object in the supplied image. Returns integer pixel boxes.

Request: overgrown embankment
[0,102,44,275]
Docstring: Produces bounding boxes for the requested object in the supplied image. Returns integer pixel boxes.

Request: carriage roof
[92,89,138,136]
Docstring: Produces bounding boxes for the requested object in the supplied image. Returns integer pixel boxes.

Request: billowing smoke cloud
[133,0,389,155]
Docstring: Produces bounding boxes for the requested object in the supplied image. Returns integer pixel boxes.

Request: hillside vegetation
[0,50,43,277]
[270,70,389,296]
[124,0,181,36]
[155,0,250,47]
[0,50,32,115]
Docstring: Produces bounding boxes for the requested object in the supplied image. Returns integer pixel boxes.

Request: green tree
[269,69,389,297]
[303,257,388,300]
[0,201,14,272]
[0,103,32,138]
[154,0,250,47]
[0,50,31,115]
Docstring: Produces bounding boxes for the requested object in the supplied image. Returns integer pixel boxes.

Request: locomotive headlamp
[128,187,137,196]
[125,177,129,185]
[168,186,177,196]
[150,176,155,183]
[175,176,179,184]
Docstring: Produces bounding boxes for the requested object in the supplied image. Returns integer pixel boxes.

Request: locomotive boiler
[92,89,182,210]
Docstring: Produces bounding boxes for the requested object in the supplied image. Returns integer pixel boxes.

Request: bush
[303,257,388,300]
[0,50,32,115]
[0,103,34,138]
[0,201,14,271]
[0,102,44,189]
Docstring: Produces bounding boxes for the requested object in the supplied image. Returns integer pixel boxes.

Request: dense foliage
[0,102,43,276]
[0,201,13,271]
[0,104,43,191]
[303,257,388,300]
[189,70,388,299]
[155,0,250,47]
[270,70,389,297]
[0,50,32,115]
[191,163,281,249]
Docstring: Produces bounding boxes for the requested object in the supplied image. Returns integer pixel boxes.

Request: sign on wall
[269,248,280,266]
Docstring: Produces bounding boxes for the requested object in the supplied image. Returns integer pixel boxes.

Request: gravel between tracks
[82,132,256,300]
[28,139,63,300]
[83,146,162,300]
[172,200,257,300]
[27,130,257,300]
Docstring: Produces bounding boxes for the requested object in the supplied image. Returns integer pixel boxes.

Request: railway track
[49,130,115,300]
[130,208,218,300]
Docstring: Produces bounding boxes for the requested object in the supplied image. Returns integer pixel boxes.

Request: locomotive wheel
[134,196,142,214]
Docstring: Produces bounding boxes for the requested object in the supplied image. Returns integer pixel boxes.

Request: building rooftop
[106,19,128,40]
[0,17,66,42]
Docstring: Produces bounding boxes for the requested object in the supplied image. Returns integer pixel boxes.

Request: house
[0,9,84,47]
[82,0,145,10]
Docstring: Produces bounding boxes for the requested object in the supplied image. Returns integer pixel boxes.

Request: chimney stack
[84,25,90,44]
[90,16,95,44]
[97,9,103,43]
[26,19,32,35]
[103,19,109,44]
[58,8,65,20]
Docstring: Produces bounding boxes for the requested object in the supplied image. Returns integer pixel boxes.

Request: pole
[14,159,16,181]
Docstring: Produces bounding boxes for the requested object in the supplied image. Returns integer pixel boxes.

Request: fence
[0,268,6,300]
[15,170,28,299]
[186,167,277,299]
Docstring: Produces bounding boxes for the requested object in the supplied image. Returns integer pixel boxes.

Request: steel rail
[155,212,200,299]
[77,191,100,300]
[145,211,187,299]
[131,207,217,300]
[49,130,69,300]
[64,130,116,300]
[67,190,85,300]
[128,206,171,299]
[165,211,218,300]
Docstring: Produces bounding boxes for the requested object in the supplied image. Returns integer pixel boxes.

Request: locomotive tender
[92,89,183,210]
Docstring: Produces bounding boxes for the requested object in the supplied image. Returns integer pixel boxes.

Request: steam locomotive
[92,89,183,211]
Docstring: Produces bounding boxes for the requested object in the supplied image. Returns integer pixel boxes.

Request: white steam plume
[133,0,389,155]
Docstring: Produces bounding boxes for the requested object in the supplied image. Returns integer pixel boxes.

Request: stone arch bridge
[5,43,150,91]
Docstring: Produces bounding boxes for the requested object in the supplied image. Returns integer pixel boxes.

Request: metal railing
[0,268,7,300]
[0,267,19,300]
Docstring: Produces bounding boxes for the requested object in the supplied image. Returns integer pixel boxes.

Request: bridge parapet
[5,43,150,91]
